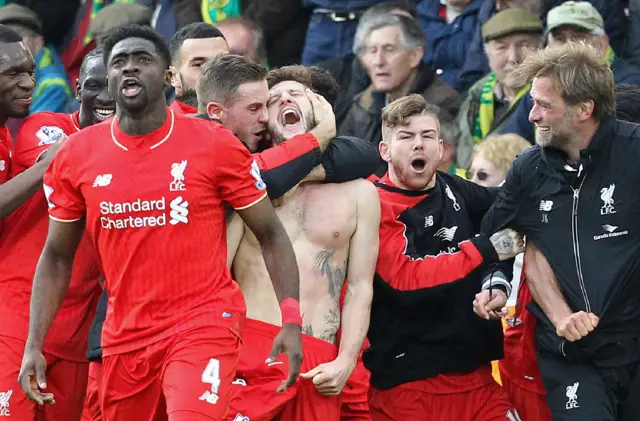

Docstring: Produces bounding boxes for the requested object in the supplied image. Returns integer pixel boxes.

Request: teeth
[96,109,114,116]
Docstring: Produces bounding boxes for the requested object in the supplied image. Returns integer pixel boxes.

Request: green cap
[482,8,543,42]
[546,1,604,34]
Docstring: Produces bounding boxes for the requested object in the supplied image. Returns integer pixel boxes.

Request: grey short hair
[353,13,426,55]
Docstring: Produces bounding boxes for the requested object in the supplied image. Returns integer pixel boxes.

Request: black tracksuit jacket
[482,117,640,367]
[364,172,510,389]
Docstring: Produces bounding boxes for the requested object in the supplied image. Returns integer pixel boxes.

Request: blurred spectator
[0,4,72,114]
[301,0,389,65]
[501,1,640,142]
[455,8,542,169]
[627,0,640,66]
[317,1,416,129]
[169,22,229,111]
[467,133,529,187]
[217,17,267,65]
[182,0,310,68]
[90,3,154,46]
[436,109,466,177]
[458,0,627,92]
[416,0,483,92]
[339,13,461,175]
[615,84,640,123]
[7,0,80,50]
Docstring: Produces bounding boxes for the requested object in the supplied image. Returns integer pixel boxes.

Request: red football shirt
[44,109,268,356]
[0,111,101,362]
[170,100,197,115]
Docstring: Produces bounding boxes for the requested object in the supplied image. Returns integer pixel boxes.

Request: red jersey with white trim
[44,109,268,356]
[0,111,101,362]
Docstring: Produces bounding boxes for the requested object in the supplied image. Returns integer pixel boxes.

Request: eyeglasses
[466,170,489,181]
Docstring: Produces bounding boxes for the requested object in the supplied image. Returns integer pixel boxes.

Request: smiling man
[365,94,524,421]
[225,65,381,421]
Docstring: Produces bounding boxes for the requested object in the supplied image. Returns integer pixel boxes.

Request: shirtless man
[225,65,381,421]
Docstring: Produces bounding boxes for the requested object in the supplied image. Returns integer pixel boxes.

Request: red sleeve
[43,141,86,222]
[14,113,69,174]
[253,132,319,171]
[214,128,268,210]
[376,207,495,291]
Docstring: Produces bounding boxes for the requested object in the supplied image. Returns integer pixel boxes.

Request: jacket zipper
[571,176,591,312]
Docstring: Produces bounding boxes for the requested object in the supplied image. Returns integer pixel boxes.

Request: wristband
[280,297,303,327]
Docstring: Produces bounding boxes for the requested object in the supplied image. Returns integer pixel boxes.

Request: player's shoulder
[173,113,238,144]
[343,178,379,201]
[18,111,75,145]
[511,144,541,172]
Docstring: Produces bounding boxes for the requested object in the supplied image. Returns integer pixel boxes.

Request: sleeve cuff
[470,234,499,263]
[481,271,512,297]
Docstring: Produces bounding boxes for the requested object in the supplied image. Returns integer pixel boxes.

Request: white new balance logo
[539,200,553,212]
[169,196,189,225]
[234,414,250,421]
[199,391,218,404]
[93,174,112,187]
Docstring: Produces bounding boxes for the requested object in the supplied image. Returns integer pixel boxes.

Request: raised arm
[301,181,380,396]
[19,218,84,404]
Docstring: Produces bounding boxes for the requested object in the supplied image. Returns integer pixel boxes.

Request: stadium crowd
[0,0,639,420]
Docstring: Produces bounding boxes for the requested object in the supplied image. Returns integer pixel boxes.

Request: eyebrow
[111,49,154,60]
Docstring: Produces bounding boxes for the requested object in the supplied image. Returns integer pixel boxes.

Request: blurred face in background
[218,22,261,64]
[547,25,608,54]
[485,32,540,88]
[170,37,229,106]
[468,154,505,187]
[496,0,542,15]
[360,25,423,94]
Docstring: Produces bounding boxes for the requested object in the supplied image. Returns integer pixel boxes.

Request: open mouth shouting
[121,78,143,98]
[410,157,427,173]
[279,106,304,133]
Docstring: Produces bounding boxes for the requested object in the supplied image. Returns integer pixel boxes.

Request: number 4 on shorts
[202,358,221,394]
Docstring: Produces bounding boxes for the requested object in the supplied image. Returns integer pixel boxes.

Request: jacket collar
[543,116,615,175]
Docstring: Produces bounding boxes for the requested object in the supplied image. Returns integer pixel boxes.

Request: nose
[529,103,540,123]
[507,45,519,63]
[96,86,112,104]
[122,57,138,75]
[412,136,424,150]
[18,72,35,92]
[373,50,386,66]
[259,107,268,124]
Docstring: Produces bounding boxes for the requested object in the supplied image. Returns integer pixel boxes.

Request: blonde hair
[511,41,615,121]
[381,94,440,141]
[473,134,530,174]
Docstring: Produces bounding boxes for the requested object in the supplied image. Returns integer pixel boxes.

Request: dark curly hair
[102,24,171,69]
[267,65,339,108]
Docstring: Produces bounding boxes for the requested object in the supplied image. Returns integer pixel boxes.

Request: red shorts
[101,325,241,421]
[341,357,371,421]
[81,361,103,421]
[369,377,517,421]
[0,335,88,420]
[226,318,340,421]
[500,370,551,421]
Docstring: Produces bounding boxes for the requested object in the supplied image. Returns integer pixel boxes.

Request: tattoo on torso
[311,247,348,342]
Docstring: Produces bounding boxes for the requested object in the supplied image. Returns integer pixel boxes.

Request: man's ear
[578,100,596,122]
[75,78,81,102]
[206,102,225,121]
[169,65,181,93]
[379,140,392,163]
[409,46,424,69]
